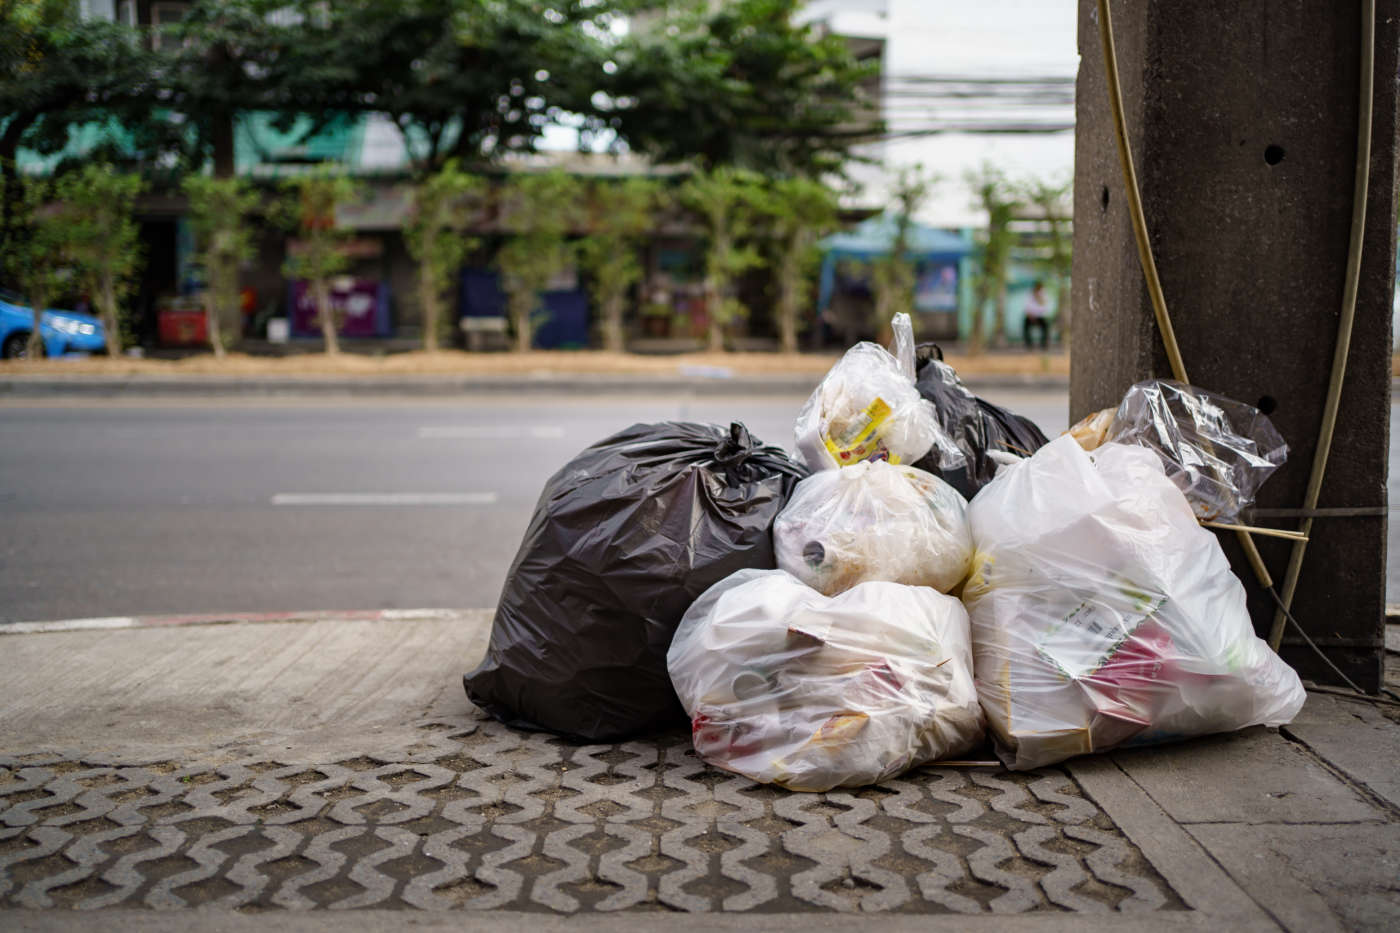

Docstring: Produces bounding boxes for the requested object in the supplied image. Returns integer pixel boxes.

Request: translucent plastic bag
[795,313,964,472]
[773,460,972,596]
[962,435,1305,770]
[668,569,984,792]
[1103,380,1287,522]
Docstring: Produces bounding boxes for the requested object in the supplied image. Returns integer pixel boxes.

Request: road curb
[0,607,469,635]
[0,373,1070,397]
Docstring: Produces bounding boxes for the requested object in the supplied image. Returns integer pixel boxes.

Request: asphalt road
[1,389,1394,622]
[0,390,1061,623]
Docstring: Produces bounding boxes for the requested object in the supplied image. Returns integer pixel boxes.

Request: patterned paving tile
[0,716,1183,913]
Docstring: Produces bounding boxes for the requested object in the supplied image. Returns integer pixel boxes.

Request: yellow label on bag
[767,712,873,790]
[805,712,870,749]
[822,396,901,465]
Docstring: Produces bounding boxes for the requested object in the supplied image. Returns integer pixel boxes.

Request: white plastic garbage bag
[962,435,1305,770]
[667,569,984,792]
[794,312,964,472]
[773,460,973,596]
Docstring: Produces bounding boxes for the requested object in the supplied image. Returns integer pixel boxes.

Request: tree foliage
[1020,176,1072,348]
[269,0,619,177]
[279,170,360,355]
[495,170,581,352]
[184,175,261,356]
[52,164,144,356]
[7,176,70,358]
[403,160,485,350]
[168,1,295,177]
[575,177,659,352]
[755,176,838,353]
[5,0,881,190]
[0,3,160,250]
[1,0,897,358]
[966,163,1019,354]
[679,166,766,352]
[0,2,158,165]
[604,0,880,177]
[870,166,933,337]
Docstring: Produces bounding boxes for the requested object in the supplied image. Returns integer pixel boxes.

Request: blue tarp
[818,215,972,313]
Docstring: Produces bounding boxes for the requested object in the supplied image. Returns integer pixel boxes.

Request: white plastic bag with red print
[962,435,1305,770]
[667,568,984,792]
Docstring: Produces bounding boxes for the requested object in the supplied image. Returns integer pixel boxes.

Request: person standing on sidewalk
[1023,280,1051,350]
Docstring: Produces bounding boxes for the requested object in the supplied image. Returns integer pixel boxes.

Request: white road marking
[417,425,565,439]
[1,609,485,634]
[271,492,498,506]
[2,617,138,635]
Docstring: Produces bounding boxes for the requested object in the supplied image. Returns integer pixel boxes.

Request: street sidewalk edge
[0,608,472,635]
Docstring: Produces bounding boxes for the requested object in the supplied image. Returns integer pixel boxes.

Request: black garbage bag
[464,421,809,741]
[910,343,1050,498]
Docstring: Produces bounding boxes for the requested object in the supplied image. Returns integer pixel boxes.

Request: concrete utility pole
[1070,1,1399,691]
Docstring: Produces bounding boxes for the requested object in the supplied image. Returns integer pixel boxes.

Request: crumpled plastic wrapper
[1102,379,1287,522]
[668,569,985,792]
[795,313,965,472]
[961,435,1305,770]
[1066,407,1115,453]
[774,460,972,596]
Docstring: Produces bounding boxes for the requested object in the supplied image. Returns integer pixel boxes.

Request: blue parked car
[0,288,106,359]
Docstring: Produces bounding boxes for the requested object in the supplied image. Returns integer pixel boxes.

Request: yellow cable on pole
[1268,0,1376,651]
[1095,0,1274,589]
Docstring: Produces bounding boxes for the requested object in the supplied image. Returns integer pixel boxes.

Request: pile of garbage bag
[962,436,1305,769]
[667,569,983,792]
[465,312,1306,790]
[463,421,807,741]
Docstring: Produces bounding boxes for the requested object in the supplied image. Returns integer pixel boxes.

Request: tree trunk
[777,287,798,354]
[703,276,724,352]
[968,282,988,356]
[0,113,35,257]
[419,265,439,352]
[212,113,236,179]
[1,176,21,265]
[705,227,729,353]
[511,291,533,353]
[603,293,625,353]
[206,285,225,358]
[100,274,121,358]
[777,253,799,354]
[314,277,339,355]
[1054,277,1070,352]
[707,322,724,352]
[872,280,891,341]
[25,288,48,359]
[992,270,1007,347]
